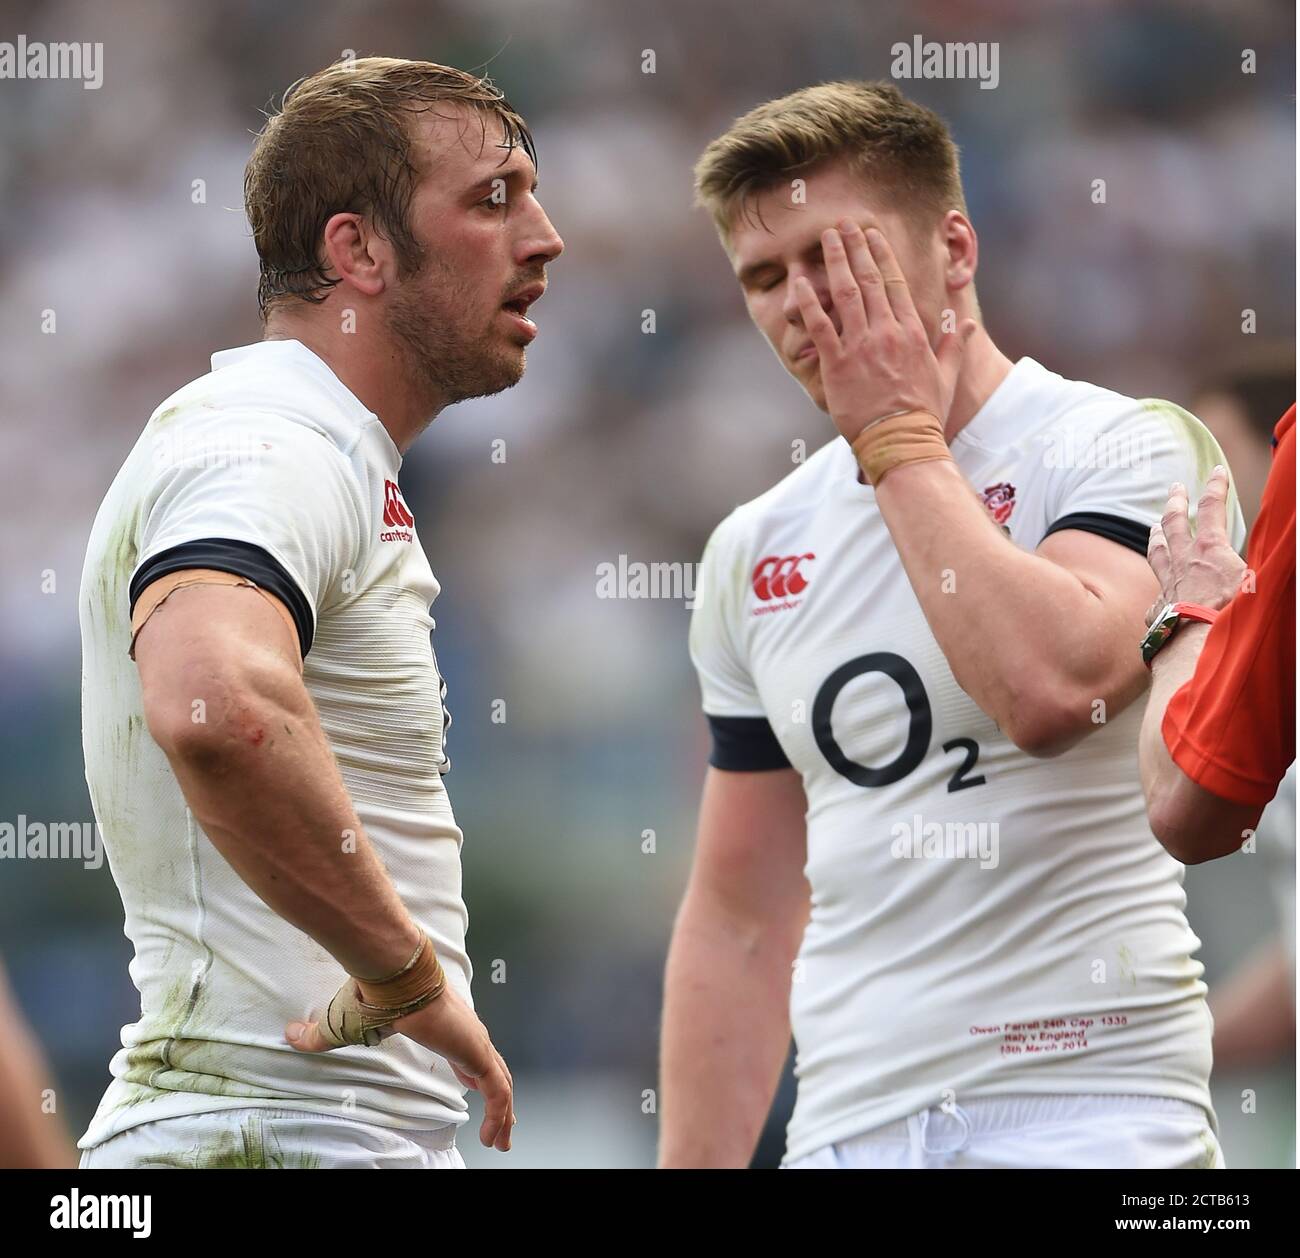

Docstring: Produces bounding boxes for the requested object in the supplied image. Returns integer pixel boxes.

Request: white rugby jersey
[689,357,1246,1165]
[78,339,470,1149]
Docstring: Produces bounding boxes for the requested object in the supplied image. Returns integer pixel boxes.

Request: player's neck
[943,330,1015,443]
[262,320,445,455]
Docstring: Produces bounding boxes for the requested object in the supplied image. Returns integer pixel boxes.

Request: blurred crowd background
[0,0,1294,1168]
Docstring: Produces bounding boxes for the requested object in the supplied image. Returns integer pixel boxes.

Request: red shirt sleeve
[1161,406,1296,807]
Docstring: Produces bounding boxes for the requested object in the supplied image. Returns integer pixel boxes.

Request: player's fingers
[865,226,921,325]
[285,1019,335,1054]
[460,1057,503,1147]
[492,1049,515,1151]
[838,219,892,326]
[793,275,839,355]
[1147,521,1171,588]
[1159,483,1192,563]
[822,227,869,340]
[495,1054,517,1152]
[1196,465,1231,545]
[494,1050,516,1151]
[475,1056,513,1151]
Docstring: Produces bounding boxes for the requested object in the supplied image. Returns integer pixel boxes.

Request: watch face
[1141,604,1181,664]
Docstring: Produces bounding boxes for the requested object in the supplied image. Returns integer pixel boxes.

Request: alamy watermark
[0,817,103,869]
[596,555,700,608]
[151,431,267,476]
[890,814,1000,870]
[50,1190,150,1238]
[1040,428,1154,474]
[891,37,999,90]
[0,36,103,89]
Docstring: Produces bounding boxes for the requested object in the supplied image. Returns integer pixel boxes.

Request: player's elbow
[965,664,1096,759]
[1146,806,1221,865]
[1005,721,1079,759]
[1146,788,1257,866]
[146,705,231,768]
[999,693,1091,759]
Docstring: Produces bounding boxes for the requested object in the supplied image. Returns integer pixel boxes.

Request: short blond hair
[245,57,535,317]
[694,80,967,239]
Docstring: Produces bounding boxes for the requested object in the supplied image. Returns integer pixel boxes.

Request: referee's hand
[1146,465,1247,623]
[287,985,516,1152]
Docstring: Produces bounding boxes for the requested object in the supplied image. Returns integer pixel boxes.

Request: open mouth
[493,282,540,340]
[500,283,544,342]
[500,303,538,343]
[501,281,545,318]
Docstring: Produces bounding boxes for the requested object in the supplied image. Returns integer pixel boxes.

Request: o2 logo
[812,652,985,793]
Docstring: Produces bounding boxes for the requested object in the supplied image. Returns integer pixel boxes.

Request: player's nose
[519,204,564,265]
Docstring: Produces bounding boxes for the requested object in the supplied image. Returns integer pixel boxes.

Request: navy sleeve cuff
[129,538,315,656]
[1041,511,1152,557]
[706,714,792,771]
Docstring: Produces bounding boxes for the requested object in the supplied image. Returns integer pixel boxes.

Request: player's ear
[943,210,977,292]
[320,211,388,299]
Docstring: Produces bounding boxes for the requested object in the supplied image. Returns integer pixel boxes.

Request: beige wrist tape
[850,409,953,487]
[318,933,448,1048]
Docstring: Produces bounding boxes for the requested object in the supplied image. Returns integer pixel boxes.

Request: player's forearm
[659,901,796,1168]
[874,458,1143,749]
[1207,941,1296,1071]
[1140,626,1260,862]
[148,661,422,979]
[0,967,76,1168]
[1139,626,1206,808]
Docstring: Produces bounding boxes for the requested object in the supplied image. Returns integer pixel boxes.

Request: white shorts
[79,1106,465,1170]
[784,1094,1225,1169]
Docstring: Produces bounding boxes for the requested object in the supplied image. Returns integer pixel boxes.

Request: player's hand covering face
[792,220,976,445]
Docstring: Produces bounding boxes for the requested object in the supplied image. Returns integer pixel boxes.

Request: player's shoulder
[705,437,846,554]
[1025,359,1210,447]
[996,360,1221,487]
[121,344,377,537]
[146,340,369,465]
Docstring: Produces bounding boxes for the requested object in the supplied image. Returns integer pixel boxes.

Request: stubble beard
[385,257,526,413]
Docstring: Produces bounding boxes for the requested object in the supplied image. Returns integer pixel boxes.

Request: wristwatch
[1140,601,1220,667]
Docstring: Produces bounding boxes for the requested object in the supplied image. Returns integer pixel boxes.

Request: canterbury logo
[383,479,415,528]
[752,553,815,600]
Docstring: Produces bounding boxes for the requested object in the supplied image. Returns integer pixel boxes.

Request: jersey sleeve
[1161,408,1296,807]
[1040,398,1247,556]
[688,513,791,771]
[130,413,365,657]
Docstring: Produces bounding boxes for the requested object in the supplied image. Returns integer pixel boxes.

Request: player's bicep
[133,574,304,751]
[1036,524,1158,608]
[689,764,809,939]
[1035,526,1158,684]
[132,568,301,662]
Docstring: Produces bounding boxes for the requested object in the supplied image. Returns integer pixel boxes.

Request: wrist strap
[1172,602,1220,626]
[356,932,445,1005]
[850,410,952,487]
[318,933,447,1048]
